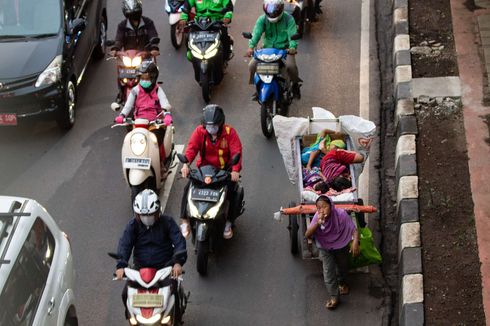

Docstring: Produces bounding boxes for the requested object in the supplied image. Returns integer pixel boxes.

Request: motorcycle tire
[260,101,274,138]
[201,73,211,103]
[288,201,299,255]
[170,23,184,49]
[172,294,182,325]
[196,240,209,275]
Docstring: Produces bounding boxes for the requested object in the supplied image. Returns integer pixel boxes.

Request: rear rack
[0,200,30,266]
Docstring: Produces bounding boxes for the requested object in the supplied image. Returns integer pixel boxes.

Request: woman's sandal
[339,283,350,295]
[325,297,339,310]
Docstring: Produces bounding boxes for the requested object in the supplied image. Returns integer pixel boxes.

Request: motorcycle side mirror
[106,39,115,47]
[149,37,160,45]
[290,33,302,41]
[108,252,121,260]
[242,32,252,39]
[111,102,121,112]
[230,153,241,166]
[157,81,163,85]
[70,18,87,35]
[177,153,189,164]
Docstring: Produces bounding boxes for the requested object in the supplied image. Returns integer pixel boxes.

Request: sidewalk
[450,0,490,323]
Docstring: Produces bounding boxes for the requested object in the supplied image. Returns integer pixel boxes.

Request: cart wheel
[288,201,299,255]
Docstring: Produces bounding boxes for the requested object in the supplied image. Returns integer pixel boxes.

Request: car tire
[92,15,107,60]
[56,80,77,130]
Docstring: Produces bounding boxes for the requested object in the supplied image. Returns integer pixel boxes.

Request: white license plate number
[124,157,151,170]
[191,188,220,202]
[132,293,164,308]
[0,113,17,126]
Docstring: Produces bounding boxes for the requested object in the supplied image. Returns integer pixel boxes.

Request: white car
[0,196,78,326]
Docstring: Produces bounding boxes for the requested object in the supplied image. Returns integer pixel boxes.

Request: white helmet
[133,189,160,215]
[263,0,284,23]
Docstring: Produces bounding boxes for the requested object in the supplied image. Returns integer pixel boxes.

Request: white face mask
[206,125,219,135]
[140,215,155,227]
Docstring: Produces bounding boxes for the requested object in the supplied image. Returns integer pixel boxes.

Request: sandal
[339,283,350,295]
[325,297,339,310]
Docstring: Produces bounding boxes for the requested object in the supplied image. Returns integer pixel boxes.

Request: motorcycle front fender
[128,169,153,186]
[169,13,181,25]
[196,222,208,242]
[258,79,280,103]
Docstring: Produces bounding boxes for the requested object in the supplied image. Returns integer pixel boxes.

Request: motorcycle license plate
[0,113,17,126]
[191,188,220,202]
[119,68,137,78]
[192,32,216,42]
[257,63,280,75]
[132,293,164,308]
[123,157,151,170]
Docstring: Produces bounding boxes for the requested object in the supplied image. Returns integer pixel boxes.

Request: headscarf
[311,195,356,250]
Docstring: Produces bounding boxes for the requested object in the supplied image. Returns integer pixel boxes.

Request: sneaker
[223,221,233,239]
[180,221,190,240]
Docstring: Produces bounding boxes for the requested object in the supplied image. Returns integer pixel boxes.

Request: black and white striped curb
[393,0,424,325]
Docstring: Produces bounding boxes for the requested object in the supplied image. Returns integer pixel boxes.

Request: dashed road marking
[160,144,184,213]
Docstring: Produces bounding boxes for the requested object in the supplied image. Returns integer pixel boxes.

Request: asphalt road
[0,0,387,324]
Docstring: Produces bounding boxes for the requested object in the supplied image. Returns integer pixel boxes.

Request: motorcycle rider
[246,0,302,99]
[178,0,234,60]
[115,189,187,318]
[110,0,160,103]
[114,62,173,172]
[180,105,243,239]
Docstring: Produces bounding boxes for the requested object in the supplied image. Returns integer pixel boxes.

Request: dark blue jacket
[116,214,187,269]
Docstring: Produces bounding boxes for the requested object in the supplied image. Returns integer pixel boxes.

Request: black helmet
[137,61,159,85]
[202,104,225,126]
[263,0,284,23]
[122,0,143,21]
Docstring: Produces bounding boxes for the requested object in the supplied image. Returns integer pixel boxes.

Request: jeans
[318,245,350,299]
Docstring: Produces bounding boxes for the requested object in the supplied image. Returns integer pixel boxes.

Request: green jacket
[181,0,233,21]
[248,13,298,50]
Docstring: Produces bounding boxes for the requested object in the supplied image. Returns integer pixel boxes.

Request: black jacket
[113,16,159,51]
[116,214,187,269]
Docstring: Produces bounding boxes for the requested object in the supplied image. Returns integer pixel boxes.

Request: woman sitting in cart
[305,195,360,310]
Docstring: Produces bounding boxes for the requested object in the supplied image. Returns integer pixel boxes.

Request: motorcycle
[165,0,188,49]
[106,38,159,106]
[186,17,231,103]
[112,115,175,202]
[284,0,319,35]
[177,153,244,275]
[242,33,301,138]
[108,252,189,326]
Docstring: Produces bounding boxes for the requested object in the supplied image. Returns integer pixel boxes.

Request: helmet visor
[264,3,283,18]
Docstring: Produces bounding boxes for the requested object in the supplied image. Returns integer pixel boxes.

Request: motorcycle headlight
[161,315,171,324]
[203,48,218,59]
[189,41,204,59]
[35,55,62,88]
[187,191,200,217]
[132,56,142,67]
[122,56,132,67]
[130,132,147,156]
[203,190,226,219]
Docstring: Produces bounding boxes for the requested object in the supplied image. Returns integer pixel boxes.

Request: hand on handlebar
[150,50,160,57]
[288,48,297,55]
[114,115,125,124]
[115,268,125,280]
[245,48,254,57]
[223,18,231,26]
[181,164,190,178]
[172,263,183,278]
[110,50,117,57]
[178,20,187,29]
[231,171,240,182]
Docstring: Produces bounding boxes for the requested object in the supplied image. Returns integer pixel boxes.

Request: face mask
[140,80,152,89]
[140,215,155,227]
[206,125,219,135]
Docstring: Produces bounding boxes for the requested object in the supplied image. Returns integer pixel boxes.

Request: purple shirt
[311,203,356,250]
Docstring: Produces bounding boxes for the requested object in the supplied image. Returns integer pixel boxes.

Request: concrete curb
[392,0,425,325]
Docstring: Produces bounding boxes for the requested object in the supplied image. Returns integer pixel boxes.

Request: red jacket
[185,125,242,172]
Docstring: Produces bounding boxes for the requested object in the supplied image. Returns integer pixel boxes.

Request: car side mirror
[177,153,189,164]
[70,18,86,35]
[230,153,241,166]
[290,33,302,41]
[242,32,252,39]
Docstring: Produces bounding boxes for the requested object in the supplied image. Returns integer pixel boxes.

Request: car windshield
[0,0,61,38]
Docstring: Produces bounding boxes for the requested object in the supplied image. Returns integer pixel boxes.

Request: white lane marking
[358,0,371,203]
[159,144,184,213]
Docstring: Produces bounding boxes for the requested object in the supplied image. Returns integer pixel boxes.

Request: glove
[115,115,125,124]
[163,113,173,126]
[288,48,297,55]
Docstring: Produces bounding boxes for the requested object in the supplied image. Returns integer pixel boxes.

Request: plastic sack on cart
[272,115,309,184]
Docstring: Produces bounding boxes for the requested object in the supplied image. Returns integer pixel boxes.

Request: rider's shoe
[223,221,233,239]
[292,83,302,99]
[251,92,258,101]
[180,220,190,240]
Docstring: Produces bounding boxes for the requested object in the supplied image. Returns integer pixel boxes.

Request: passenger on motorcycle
[246,0,302,99]
[114,189,187,317]
[110,0,160,102]
[179,0,234,60]
[180,105,243,240]
[114,62,173,169]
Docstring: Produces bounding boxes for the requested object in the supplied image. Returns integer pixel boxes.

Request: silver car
[0,196,77,325]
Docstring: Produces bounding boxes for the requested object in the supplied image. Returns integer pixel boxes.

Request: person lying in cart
[320,145,365,192]
[305,195,360,310]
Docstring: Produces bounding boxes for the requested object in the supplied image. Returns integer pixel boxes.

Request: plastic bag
[349,224,382,269]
